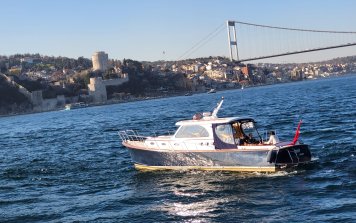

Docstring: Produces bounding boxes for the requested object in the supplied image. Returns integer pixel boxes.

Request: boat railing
[118,130,147,142]
[119,130,204,151]
[263,129,278,142]
[118,129,174,141]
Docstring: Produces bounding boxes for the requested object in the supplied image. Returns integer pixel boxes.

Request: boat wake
[251,170,301,177]
[173,189,204,198]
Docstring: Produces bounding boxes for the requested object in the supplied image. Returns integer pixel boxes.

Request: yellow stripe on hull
[134,164,276,172]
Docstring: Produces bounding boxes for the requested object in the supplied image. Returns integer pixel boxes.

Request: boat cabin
[172,117,264,150]
[138,98,278,151]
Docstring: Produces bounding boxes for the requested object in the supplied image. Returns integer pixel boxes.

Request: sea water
[0,74,355,222]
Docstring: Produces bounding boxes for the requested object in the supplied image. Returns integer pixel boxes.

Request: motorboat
[207,88,216,94]
[118,98,312,172]
[64,102,88,110]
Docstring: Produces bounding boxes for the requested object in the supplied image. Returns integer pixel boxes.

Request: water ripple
[0,74,356,222]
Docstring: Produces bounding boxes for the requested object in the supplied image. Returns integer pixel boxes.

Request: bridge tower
[226,20,239,61]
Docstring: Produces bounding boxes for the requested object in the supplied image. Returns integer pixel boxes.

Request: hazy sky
[1,0,355,63]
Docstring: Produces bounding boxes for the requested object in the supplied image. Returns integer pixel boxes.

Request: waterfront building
[92,51,109,71]
[20,57,34,63]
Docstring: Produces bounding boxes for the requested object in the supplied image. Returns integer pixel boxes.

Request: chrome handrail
[118,130,147,142]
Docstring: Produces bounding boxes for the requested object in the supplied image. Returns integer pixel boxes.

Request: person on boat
[193,113,203,120]
[265,131,279,144]
[245,133,259,144]
[232,123,245,145]
[233,123,261,145]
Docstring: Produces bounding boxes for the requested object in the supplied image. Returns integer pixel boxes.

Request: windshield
[240,121,252,134]
[231,121,261,144]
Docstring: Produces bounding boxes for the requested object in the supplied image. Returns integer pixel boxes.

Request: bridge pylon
[227,20,239,61]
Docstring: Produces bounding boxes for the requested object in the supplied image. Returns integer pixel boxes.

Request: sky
[0,0,356,63]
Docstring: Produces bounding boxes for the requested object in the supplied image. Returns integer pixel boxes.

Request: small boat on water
[119,98,312,172]
[64,102,88,110]
[207,88,216,94]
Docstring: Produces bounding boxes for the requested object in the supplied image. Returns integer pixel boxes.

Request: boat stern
[268,144,312,168]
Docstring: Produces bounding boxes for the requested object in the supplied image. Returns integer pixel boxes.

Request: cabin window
[241,121,259,138]
[215,124,234,144]
[175,125,209,138]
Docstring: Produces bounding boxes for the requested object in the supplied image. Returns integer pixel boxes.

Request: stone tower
[92,51,109,71]
[87,77,107,103]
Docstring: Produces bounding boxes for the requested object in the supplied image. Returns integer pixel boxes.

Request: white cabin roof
[175,116,254,126]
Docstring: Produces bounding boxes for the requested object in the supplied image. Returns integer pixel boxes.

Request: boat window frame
[231,119,262,144]
[174,124,210,138]
[240,121,258,138]
[214,123,235,145]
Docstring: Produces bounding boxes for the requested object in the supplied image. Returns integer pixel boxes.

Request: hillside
[0,75,32,115]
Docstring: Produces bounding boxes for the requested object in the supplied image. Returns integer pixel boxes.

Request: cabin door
[212,123,236,149]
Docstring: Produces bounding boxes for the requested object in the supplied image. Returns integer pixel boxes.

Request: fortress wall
[41,98,58,111]
[1,73,32,99]
[102,77,129,86]
[31,90,43,106]
[88,77,129,103]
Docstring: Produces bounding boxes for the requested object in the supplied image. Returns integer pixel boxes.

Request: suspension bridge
[178,20,356,63]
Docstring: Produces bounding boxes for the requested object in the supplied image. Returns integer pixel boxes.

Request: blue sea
[1,74,355,222]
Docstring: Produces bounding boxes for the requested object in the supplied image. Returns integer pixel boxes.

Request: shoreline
[1,73,355,118]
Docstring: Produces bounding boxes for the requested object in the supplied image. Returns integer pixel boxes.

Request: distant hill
[322,55,356,64]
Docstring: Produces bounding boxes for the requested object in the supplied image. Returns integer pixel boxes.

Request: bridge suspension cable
[228,20,356,62]
[177,22,225,60]
[232,20,356,34]
[178,20,356,63]
[237,42,356,63]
